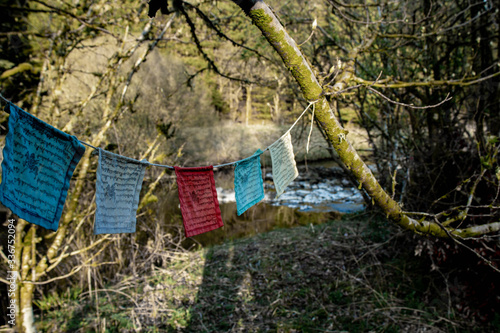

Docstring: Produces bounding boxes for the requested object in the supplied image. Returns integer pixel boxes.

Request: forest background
[1,0,500,332]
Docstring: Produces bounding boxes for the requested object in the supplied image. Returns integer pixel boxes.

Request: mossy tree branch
[230,0,500,239]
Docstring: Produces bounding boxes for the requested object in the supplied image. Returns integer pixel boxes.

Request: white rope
[306,103,315,154]
[285,101,315,135]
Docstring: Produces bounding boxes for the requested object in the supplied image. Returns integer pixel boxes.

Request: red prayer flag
[174,166,224,237]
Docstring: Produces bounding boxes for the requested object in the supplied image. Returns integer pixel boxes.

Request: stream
[217,166,365,214]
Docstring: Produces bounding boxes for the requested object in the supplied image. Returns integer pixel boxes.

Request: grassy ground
[35,214,497,332]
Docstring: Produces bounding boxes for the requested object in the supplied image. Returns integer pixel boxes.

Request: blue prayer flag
[234,149,265,215]
[94,149,146,234]
[0,102,86,231]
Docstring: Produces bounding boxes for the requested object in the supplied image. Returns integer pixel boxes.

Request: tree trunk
[16,225,36,333]
[231,0,500,238]
[19,283,36,333]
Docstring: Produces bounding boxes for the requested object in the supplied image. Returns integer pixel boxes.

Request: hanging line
[0,93,9,104]
[0,94,11,113]
[146,161,174,170]
[212,147,268,169]
[306,103,315,154]
[212,100,317,169]
[80,141,99,150]
[79,142,175,169]
[285,101,315,136]
[79,99,317,169]
[0,92,318,170]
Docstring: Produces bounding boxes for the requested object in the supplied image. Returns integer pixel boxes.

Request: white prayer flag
[269,132,299,197]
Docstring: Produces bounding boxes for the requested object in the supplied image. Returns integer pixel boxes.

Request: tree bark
[20,283,36,333]
[231,0,500,238]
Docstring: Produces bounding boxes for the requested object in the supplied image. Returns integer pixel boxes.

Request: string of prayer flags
[0,102,86,231]
[174,166,224,237]
[269,131,299,198]
[94,149,147,234]
[234,149,265,215]
[0,96,317,237]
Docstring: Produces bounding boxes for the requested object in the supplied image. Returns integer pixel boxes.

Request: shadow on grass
[181,216,457,332]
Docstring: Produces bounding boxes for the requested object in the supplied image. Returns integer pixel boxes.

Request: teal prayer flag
[234,149,265,215]
[0,102,85,231]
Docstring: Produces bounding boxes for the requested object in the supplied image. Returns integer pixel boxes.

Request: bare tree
[0,1,180,331]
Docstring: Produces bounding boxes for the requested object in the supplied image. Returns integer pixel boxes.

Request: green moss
[248,8,322,100]
[248,8,273,26]
[0,62,33,79]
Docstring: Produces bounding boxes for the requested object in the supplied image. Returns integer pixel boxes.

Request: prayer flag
[174,166,223,237]
[269,131,299,197]
[0,102,86,231]
[234,149,264,215]
[94,149,147,234]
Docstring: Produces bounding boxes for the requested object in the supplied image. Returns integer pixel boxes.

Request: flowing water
[162,163,366,247]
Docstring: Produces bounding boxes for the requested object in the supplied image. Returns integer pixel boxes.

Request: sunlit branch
[23,241,113,285]
[433,219,500,273]
[367,87,452,110]
[62,19,157,133]
[120,13,177,107]
[183,1,272,62]
[178,1,251,84]
[354,70,500,88]
[44,206,98,274]
[31,0,118,38]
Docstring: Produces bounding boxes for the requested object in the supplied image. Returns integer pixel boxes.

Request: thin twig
[368,87,452,109]
[433,218,500,274]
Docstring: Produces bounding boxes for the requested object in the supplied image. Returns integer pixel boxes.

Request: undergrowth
[35,214,500,332]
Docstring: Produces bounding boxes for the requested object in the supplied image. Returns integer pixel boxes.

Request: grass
[35,214,498,332]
